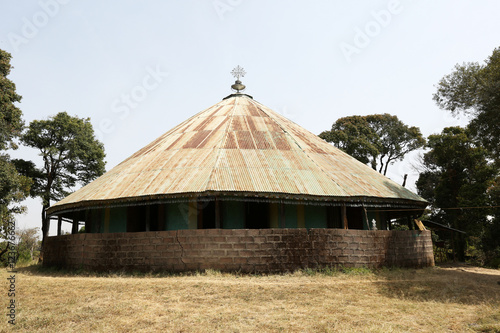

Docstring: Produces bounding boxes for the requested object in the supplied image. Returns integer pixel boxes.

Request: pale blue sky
[1,0,499,234]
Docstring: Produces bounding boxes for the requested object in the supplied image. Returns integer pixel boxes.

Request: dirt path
[437,263,500,277]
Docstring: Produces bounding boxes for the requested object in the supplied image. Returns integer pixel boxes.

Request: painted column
[57,216,62,236]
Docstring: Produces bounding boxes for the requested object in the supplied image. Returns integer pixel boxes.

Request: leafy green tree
[433,47,500,265]
[0,48,30,259]
[0,49,24,150]
[0,156,31,219]
[319,114,425,175]
[0,155,31,260]
[11,158,44,198]
[433,47,500,161]
[482,176,500,266]
[319,116,379,164]
[15,227,40,263]
[416,127,496,261]
[20,112,106,251]
[365,114,425,175]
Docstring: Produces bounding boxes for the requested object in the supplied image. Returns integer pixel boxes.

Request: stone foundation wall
[43,229,434,273]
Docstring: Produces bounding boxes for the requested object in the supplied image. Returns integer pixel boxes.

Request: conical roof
[48,93,426,215]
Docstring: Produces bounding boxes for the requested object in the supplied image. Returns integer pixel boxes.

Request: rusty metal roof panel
[229,116,247,131]
[149,149,216,194]
[180,116,206,133]
[204,116,229,132]
[271,168,301,194]
[219,149,246,168]
[49,94,426,214]
[246,167,273,192]
[253,131,274,150]
[235,131,256,149]
[211,167,255,192]
[222,132,238,150]
[213,104,234,117]
[277,149,307,171]
[239,149,268,169]
[247,116,270,131]
[198,128,225,149]
[307,152,376,196]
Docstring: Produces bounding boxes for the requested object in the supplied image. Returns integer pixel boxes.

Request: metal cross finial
[231,66,246,80]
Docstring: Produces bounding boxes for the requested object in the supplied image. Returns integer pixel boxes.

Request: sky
[1,0,499,236]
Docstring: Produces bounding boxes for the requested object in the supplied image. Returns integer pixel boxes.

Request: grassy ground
[1,264,499,333]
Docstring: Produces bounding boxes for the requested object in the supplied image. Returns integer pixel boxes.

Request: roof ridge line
[203,98,239,192]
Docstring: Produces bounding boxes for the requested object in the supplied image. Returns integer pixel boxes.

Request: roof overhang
[47,190,427,217]
[421,220,466,234]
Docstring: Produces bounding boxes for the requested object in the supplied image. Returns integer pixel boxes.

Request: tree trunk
[378,155,385,174]
[30,244,35,261]
[455,233,466,262]
[39,203,50,263]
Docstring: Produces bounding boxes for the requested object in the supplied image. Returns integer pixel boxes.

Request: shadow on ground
[374,264,500,305]
[15,262,500,307]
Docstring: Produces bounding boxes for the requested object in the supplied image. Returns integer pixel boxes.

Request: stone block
[162,236,176,244]
[239,250,255,257]
[150,238,162,244]
[245,229,260,236]
[226,236,241,243]
[218,257,233,264]
[233,257,247,264]
[226,250,239,257]
[203,243,219,250]
[266,235,281,242]
[204,229,222,235]
[191,243,206,250]
[228,229,246,236]
[260,243,275,250]
[184,263,200,271]
[245,243,260,250]
[143,245,156,252]
[210,250,226,257]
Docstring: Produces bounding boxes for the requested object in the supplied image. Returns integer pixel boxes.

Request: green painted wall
[108,207,127,233]
[284,204,298,228]
[305,205,327,228]
[166,202,189,230]
[83,200,365,233]
[90,209,105,233]
[222,201,245,229]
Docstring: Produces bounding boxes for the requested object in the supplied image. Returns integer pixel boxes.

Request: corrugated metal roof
[48,94,427,214]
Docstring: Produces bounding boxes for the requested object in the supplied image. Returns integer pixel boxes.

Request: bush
[393,224,409,231]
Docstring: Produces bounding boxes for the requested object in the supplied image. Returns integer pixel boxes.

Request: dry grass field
[1,264,499,333]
